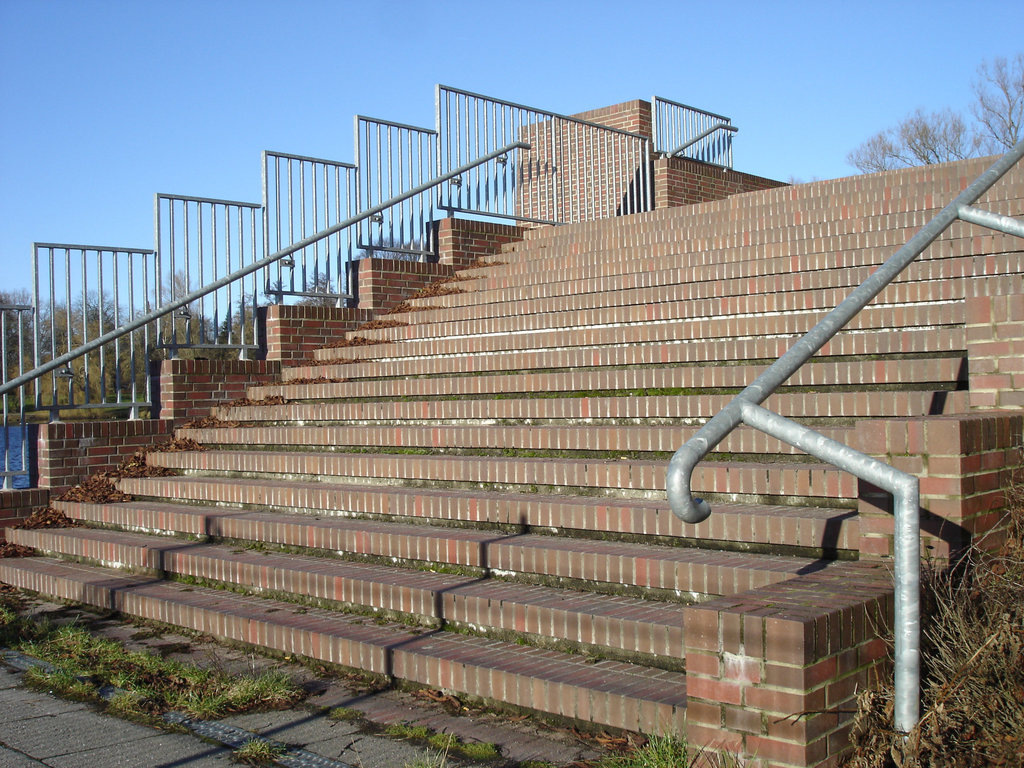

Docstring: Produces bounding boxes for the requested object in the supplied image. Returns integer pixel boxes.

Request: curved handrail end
[667,444,712,524]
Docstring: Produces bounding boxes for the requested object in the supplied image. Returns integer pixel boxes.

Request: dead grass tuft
[846,453,1024,767]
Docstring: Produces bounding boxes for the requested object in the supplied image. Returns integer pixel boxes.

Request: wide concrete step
[45,500,832,597]
[252,357,966,403]
[215,390,968,426]
[175,422,856,458]
[283,327,965,383]
[308,303,965,364]
[0,557,687,733]
[59,482,860,555]
[11,526,688,663]
[138,452,859,506]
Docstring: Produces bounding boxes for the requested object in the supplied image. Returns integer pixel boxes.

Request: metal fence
[154,194,263,357]
[1,304,33,489]
[436,85,652,224]
[652,96,736,167]
[356,116,439,261]
[32,243,156,420]
[262,151,358,303]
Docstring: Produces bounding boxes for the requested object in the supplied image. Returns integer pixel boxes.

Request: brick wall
[573,99,653,138]
[854,413,1024,562]
[262,305,374,364]
[966,277,1024,410]
[654,155,786,208]
[36,419,176,495]
[152,359,281,421]
[685,562,892,768]
[355,257,455,312]
[0,488,49,539]
[434,218,527,269]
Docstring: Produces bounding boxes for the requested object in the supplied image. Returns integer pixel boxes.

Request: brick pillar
[36,419,177,494]
[152,359,281,422]
[434,218,527,269]
[965,282,1024,410]
[355,258,455,312]
[684,562,892,768]
[262,304,374,364]
[0,488,50,538]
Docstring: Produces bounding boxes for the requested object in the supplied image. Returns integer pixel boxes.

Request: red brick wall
[36,419,176,495]
[356,258,455,312]
[573,99,653,139]
[685,562,892,768]
[853,413,1024,562]
[654,155,786,208]
[262,305,374,364]
[153,359,281,421]
[0,488,49,539]
[966,279,1024,410]
[434,218,527,269]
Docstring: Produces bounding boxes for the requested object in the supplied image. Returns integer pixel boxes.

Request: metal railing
[356,116,438,261]
[652,96,736,167]
[0,142,529,408]
[666,139,1024,734]
[154,194,263,357]
[262,151,358,303]
[1,304,33,489]
[436,85,652,224]
[32,243,156,420]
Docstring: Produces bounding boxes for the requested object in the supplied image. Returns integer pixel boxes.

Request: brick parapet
[36,419,176,495]
[965,277,1024,410]
[153,359,281,422]
[356,257,455,312]
[852,412,1024,562]
[434,218,527,269]
[262,304,374,364]
[572,99,653,139]
[654,156,787,209]
[685,562,892,768]
[0,488,50,538]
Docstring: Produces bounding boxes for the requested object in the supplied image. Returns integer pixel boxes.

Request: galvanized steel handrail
[0,140,530,400]
[652,96,736,167]
[667,139,1024,734]
[665,122,738,159]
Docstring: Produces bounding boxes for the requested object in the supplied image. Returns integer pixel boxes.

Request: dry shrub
[847,457,1024,767]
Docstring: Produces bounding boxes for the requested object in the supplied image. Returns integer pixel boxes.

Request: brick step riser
[58,490,860,556]
[311,303,966,363]
[342,269,990,343]
[216,390,968,425]
[292,328,966,383]
[176,423,856,459]
[446,243,1020,306]
[31,505,822,598]
[253,357,965,402]
[10,528,687,663]
[0,559,686,733]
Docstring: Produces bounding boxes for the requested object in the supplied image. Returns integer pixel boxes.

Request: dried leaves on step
[223,396,287,408]
[55,476,131,504]
[15,506,82,529]
[0,541,36,558]
[182,416,239,430]
[355,319,407,331]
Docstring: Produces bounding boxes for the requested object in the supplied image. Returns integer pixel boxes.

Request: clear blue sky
[2,0,1022,294]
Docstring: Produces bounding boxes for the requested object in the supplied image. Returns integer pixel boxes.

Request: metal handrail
[0,141,530,399]
[667,139,1024,733]
[666,122,738,159]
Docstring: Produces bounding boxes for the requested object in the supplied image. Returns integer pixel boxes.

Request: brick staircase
[3,154,1023,768]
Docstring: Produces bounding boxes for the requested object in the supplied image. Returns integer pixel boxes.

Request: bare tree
[847,108,982,173]
[972,53,1024,151]
[847,53,1022,173]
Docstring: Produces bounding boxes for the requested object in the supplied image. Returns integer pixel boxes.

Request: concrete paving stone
[0,745,45,767]
[0,707,160,759]
[42,733,234,768]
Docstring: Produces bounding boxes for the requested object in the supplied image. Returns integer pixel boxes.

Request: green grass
[232,738,286,766]
[5,615,303,720]
[386,721,500,762]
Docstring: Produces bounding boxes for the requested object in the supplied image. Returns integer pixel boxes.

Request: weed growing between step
[385,722,500,761]
[847,455,1024,768]
[0,607,304,725]
[232,738,286,766]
